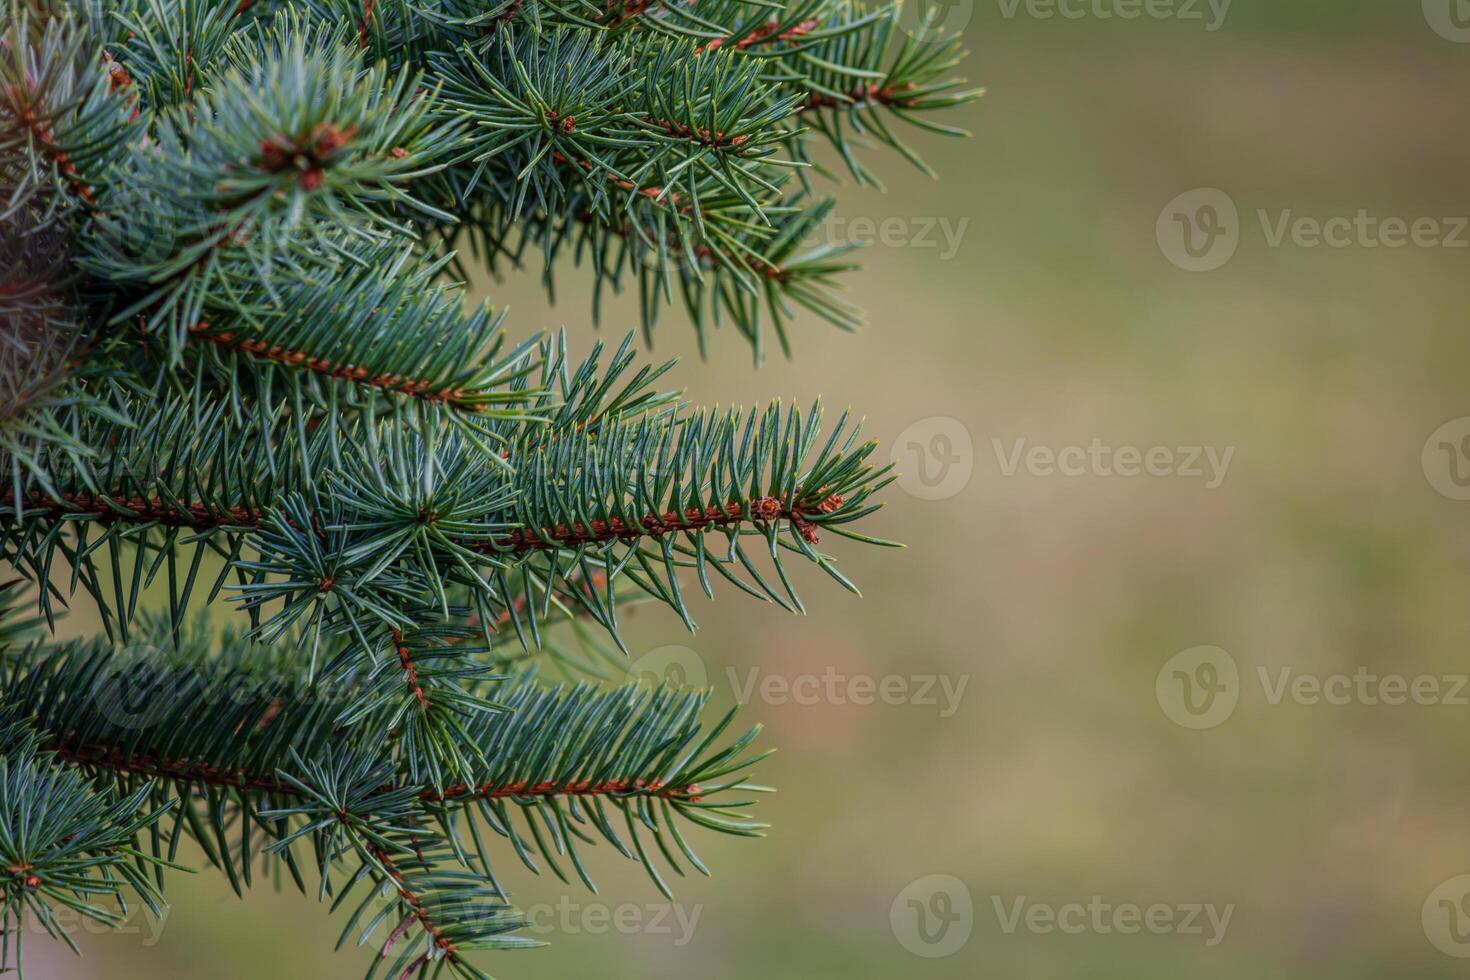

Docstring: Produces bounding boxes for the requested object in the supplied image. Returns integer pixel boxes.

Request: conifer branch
[2,609,768,911]
[0,0,972,971]
[9,481,845,549]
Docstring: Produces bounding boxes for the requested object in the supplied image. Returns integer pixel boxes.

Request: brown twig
[552,150,697,214]
[51,739,706,803]
[14,490,842,547]
[187,323,482,410]
[696,17,820,54]
[390,628,433,714]
[360,839,461,961]
[6,87,97,206]
[799,81,919,113]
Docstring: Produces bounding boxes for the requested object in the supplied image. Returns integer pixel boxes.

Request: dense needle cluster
[0,0,976,974]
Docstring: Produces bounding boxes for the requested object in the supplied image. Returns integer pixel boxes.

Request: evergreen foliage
[0,0,976,973]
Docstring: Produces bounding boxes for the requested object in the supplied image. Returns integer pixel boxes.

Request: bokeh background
[46,1,1470,976]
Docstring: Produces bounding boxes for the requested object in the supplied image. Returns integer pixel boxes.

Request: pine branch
[172,236,545,423]
[4,611,768,908]
[1,375,891,649]
[0,588,176,975]
[83,15,460,349]
[332,0,979,353]
[1,6,138,209]
[0,744,175,972]
[0,0,974,971]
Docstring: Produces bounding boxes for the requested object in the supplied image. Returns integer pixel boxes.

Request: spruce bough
[0,0,977,974]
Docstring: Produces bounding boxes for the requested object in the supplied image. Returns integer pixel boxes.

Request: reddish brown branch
[361,839,461,960]
[799,81,919,113]
[432,776,703,804]
[6,88,97,206]
[603,0,820,53]
[55,744,701,964]
[51,741,300,795]
[552,151,696,214]
[18,491,263,530]
[491,493,842,550]
[640,115,749,150]
[13,489,840,547]
[357,0,376,48]
[51,738,705,803]
[696,17,820,54]
[186,323,482,409]
[390,629,433,714]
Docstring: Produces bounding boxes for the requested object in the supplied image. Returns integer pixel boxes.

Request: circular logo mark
[91,659,177,731]
[1156,188,1240,272]
[1424,0,1470,42]
[626,645,709,691]
[892,417,974,501]
[891,874,973,958]
[896,0,974,41]
[1423,417,1470,500]
[1156,646,1239,730]
[1424,875,1470,956]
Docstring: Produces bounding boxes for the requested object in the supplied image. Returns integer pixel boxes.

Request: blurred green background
[49,1,1470,976]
